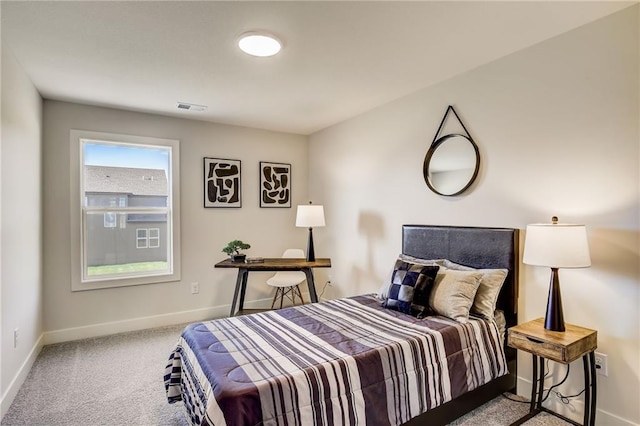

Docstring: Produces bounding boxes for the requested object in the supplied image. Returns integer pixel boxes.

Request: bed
[165,225,519,425]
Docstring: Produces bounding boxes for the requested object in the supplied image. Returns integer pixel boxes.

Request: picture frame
[260,161,291,208]
[203,157,242,208]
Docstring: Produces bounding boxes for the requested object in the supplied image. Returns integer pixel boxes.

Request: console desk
[214,258,332,317]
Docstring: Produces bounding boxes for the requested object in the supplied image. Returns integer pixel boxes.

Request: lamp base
[544,267,565,332]
[306,227,316,262]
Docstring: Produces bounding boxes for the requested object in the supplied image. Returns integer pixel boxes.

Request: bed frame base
[403,360,516,425]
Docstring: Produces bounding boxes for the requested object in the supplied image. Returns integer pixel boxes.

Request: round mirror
[423,134,480,196]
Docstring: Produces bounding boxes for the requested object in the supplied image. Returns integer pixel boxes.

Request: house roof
[84,166,168,196]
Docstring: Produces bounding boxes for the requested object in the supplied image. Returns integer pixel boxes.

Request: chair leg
[270,288,280,310]
[295,285,305,304]
[271,285,306,310]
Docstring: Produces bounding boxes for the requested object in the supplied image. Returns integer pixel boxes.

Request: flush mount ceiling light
[238,32,282,57]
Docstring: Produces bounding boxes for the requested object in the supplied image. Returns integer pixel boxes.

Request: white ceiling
[1,1,634,135]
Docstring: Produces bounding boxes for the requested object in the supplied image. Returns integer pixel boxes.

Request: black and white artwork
[260,162,291,208]
[204,158,241,208]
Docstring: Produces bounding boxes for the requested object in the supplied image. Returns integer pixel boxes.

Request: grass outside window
[87,261,169,276]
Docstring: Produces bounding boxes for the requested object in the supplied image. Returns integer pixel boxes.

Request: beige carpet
[1,323,570,426]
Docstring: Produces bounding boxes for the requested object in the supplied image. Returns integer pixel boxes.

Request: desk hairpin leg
[238,268,249,312]
[302,268,318,303]
[229,269,248,317]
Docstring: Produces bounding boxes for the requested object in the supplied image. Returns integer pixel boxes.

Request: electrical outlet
[191,282,199,294]
[594,352,608,376]
[13,328,19,348]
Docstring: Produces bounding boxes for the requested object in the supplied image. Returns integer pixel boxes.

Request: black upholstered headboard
[402,224,519,327]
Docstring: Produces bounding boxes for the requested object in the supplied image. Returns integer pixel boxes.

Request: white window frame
[149,228,160,248]
[136,228,149,249]
[70,130,181,291]
[104,212,116,228]
[135,228,160,249]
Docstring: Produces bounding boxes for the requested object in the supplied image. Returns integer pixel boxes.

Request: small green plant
[222,240,251,257]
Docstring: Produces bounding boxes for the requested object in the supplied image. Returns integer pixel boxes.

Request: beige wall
[1,45,43,416]
[42,101,308,339]
[309,7,639,425]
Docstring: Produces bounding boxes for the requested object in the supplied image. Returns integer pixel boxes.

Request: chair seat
[267,249,307,309]
[266,271,306,287]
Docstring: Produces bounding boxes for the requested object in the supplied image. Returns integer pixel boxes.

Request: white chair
[267,249,306,309]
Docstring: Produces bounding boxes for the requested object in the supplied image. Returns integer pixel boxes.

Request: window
[70,130,181,291]
[104,213,116,228]
[136,228,149,249]
[149,228,160,248]
[136,228,160,249]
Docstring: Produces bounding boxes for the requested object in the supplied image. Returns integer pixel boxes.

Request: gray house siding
[84,166,168,267]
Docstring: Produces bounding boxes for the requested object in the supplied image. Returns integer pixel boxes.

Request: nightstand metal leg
[583,354,591,426]
[590,351,597,425]
[582,351,597,426]
[529,354,538,412]
[535,355,545,410]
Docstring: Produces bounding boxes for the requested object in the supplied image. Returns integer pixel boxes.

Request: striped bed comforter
[164,294,507,426]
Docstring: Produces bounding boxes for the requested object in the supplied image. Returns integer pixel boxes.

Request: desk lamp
[296,202,325,262]
[523,216,591,332]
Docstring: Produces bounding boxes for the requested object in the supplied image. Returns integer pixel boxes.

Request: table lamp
[296,202,325,262]
[523,216,591,332]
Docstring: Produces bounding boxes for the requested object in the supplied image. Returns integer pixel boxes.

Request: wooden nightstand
[507,318,597,426]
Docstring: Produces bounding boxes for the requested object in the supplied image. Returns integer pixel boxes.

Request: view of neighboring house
[84,165,168,267]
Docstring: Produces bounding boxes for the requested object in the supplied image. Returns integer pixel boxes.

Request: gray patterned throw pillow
[383,260,439,314]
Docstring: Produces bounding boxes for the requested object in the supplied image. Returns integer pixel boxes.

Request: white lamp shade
[296,205,325,228]
[523,223,591,268]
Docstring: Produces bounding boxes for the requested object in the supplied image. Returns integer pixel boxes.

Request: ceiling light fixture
[238,32,282,57]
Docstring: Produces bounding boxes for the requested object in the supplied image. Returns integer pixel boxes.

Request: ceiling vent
[176,102,207,112]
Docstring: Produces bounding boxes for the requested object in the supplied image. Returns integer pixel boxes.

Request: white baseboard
[10,294,309,420]
[43,305,226,345]
[516,376,638,426]
[1,334,44,419]
[41,296,298,345]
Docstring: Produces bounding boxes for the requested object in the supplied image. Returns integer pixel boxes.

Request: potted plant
[222,240,251,263]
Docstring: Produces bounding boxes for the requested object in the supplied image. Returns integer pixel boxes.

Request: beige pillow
[429,269,483,323]
[442,260,508,319]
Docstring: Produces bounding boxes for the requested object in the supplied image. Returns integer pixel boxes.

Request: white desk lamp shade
[523,223,591,268]
[296,205,325,228]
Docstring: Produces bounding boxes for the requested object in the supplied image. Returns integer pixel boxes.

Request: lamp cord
[318,280,330,299]
[502,360,585,405]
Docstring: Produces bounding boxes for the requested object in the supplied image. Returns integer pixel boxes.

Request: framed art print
[260,162,291,208]
[204,157,241,208]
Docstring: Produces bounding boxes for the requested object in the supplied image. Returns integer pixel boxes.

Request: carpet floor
[1,323,570,426]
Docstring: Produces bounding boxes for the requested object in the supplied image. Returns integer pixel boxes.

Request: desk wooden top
[215,258,331,270]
